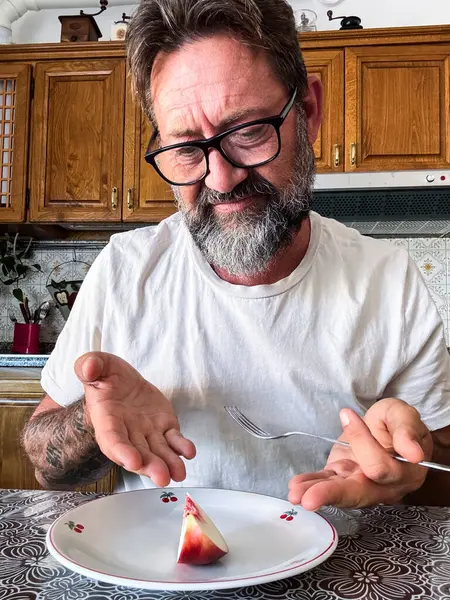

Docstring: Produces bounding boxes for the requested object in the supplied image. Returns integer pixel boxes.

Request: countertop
[0,488,449,600]
[0,366,42,402]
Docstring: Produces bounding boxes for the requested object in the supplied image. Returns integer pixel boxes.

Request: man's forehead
[150,35,281,133]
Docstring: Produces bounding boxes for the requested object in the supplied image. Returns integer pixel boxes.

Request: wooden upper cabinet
[123,79,175,222]
[303,49,345,173]
[345,44,450,171]
[0,63,31,222]
[29,59,126,222]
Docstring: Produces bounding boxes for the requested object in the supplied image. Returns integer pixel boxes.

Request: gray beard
[174,111,316,277]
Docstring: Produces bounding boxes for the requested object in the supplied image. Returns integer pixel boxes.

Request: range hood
[313,171,450,236]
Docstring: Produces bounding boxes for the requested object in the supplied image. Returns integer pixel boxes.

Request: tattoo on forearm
[46,443,63,469]
[21,398,113,489]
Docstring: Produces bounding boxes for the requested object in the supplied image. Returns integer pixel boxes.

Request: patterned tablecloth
[0,489,449,600]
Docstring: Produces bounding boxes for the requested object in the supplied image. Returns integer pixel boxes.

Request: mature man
[22,0,450,510]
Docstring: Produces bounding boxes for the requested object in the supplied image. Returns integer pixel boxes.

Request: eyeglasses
[144,89,297,186]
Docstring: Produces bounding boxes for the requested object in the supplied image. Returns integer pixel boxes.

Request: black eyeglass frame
[144,88,298,186]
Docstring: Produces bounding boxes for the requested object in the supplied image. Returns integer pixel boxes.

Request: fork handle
[323,439,450,473]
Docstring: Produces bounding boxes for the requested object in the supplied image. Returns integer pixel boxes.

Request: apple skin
[177,514,228,565]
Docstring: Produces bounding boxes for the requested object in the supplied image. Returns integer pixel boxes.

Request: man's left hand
[288,398,433,510]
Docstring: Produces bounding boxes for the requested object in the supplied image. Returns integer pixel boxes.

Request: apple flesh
[177,494,229,565]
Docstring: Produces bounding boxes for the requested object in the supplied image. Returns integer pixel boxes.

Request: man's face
[151,35,322,276]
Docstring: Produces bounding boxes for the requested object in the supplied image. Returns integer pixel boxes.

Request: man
[22,0,450,510]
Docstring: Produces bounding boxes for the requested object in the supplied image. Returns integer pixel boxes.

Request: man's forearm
[21,399,113,490]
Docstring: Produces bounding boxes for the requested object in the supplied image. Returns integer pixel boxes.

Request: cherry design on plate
[280,509,298,522]
[160,492,178,503]
[65,521,85,533]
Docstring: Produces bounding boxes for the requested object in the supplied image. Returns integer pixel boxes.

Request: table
[0,489,449,600]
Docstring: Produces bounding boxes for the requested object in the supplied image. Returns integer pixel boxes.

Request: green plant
[0,233,42,316]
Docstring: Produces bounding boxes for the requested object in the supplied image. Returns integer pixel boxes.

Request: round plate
[46,488,337,591]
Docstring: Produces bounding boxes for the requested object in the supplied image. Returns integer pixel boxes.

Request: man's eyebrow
[168,106,268,140]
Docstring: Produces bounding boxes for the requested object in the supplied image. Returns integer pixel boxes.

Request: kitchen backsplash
[0,243,104,348]
[0,236,448,350]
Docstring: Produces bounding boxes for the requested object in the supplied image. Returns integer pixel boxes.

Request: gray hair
[126,0,308,124]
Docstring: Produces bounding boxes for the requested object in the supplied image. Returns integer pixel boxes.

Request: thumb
[75,352,108,385]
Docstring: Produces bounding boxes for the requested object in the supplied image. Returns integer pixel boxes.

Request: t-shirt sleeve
[384,255,450,432]
[40,246,110,407]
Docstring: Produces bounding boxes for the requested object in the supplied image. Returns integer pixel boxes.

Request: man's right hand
[75,352,196,487]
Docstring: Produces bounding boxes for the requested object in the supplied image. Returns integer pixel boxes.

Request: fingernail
[82,356,103,379]
[340,410,350,428]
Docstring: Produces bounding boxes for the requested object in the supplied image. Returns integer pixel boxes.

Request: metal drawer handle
[111,187,118,210]
[127,188,133,210]
[334,144,340,168]
[350,143,357,166]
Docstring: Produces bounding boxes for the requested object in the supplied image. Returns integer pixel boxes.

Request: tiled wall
[385,238,450,345]
[0,237,448,350]
[0,244,104,348]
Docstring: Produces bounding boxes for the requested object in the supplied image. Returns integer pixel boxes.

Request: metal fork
[224,405,450,474]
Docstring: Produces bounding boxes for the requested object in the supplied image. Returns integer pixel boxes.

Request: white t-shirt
[41,211,450,499]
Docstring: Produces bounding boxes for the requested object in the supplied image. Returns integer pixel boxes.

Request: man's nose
[204,149,248,193]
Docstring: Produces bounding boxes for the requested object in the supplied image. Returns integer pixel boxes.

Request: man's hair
[126,0,308,124]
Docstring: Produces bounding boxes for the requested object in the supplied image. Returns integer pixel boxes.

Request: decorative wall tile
[410,250,447,284]
[410,238,447,250]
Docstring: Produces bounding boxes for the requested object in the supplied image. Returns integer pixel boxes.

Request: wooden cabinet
[29,58,126,222]
[0,63,31,222]
[345,44,450,171]
[303,49,345,173]
[0,402,116,492]
[123,80,175,222]
[0,27,449,225]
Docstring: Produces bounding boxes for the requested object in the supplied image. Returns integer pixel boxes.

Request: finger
[289,470,336,489]
[341,409,403,484]
[288,471,336,505]
[299,474,384,511]
[75,352,110,383]
[95,421,143,473]
[165,429,196,459]
[128,431,171,487]
[383,402,430,463]
[147,433,187,483]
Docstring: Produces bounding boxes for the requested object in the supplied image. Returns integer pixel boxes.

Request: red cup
[12,323,41,354]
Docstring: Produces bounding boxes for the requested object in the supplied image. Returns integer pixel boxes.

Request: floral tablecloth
[0,489,449,600]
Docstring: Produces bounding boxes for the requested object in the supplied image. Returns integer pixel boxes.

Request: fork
[224,405,450,474]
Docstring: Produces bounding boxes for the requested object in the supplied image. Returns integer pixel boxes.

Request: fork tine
[224,406,258,437]
[224,406,270,437]
[233,408,270,437]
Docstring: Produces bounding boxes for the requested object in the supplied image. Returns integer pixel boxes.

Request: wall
[10,0,450,44]
[0,236,448,350]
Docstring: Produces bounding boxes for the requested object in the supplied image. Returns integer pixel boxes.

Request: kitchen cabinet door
[0,403,117,493]
[303,49,345,173]
[29,59,126,222]
[123,79,176,222]
[346,44,450,171]
[0,63,31,222]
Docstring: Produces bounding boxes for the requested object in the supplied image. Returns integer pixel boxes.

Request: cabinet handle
[333,144,340,168]
[127,188,133,210]
[111,187,118,210]
[350,143,357,166]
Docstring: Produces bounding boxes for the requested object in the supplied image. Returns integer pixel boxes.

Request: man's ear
[302,75,323,146]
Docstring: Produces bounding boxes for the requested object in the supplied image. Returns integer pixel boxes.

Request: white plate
[46,488,337,591]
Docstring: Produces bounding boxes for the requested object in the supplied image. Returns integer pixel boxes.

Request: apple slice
[177,493,229,565]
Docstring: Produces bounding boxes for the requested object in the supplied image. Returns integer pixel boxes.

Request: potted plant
[0,233,44,353]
